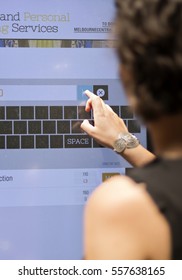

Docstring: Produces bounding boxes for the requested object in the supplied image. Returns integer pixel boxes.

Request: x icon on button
[96,88,105,97]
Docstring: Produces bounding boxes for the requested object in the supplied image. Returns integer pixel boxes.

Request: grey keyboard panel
[0,105,141,149]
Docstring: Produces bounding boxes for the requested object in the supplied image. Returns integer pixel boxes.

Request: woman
[81,0,182,259]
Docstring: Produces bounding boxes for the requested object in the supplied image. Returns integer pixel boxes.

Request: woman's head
[115,0,182,121]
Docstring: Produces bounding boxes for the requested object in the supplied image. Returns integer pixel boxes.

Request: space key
[64,135,91,148]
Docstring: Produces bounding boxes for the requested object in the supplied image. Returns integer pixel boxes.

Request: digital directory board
[0,0,147,259]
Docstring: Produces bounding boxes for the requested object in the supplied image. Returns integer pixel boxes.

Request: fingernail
[84,90,91,94]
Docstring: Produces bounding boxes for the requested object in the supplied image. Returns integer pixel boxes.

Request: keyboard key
[110,106,120,116]
[6,106,19,120]
[36,135,49,148]
[14,121,27,134]
[78,106,91,119]
[57,121,70,134]
[93,139,104,148]
[43,121,56,134]
[35,106,48,119]
[21,106,34,119]
[128,120,141,133]
[0,107,5,119]
[50,106,63,119]
[21,136,34,148]
[0,136,5,149]
[71,121,84,134]
[0,121,12,134]
[64,106,77,119]
[64,135,91,148]
[120,106,134,119]
[28,121,41,134]
[50,135,63,148]
[7,136,20,149]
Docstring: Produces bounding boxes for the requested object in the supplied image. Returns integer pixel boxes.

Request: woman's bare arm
[121,144,155,167]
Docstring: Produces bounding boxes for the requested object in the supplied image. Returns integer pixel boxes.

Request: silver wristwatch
[113,132,139,153]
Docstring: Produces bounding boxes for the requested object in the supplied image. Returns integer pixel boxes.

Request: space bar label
[64,135,91,148]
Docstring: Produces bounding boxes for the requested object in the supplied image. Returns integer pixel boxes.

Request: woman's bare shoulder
[84,175,171,260]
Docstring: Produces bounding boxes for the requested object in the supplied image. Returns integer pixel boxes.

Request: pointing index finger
[84,90,96,99]
[84,90,105,116]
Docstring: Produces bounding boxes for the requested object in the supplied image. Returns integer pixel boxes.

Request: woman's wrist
[120,144,156,167]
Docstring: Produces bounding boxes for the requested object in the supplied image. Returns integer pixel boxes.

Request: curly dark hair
[115,0,182,120]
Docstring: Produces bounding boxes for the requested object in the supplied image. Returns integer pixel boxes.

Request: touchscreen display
[0,0,147,259]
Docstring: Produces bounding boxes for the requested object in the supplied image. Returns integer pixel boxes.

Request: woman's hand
[81,90,128,149]
[81,90,155,167]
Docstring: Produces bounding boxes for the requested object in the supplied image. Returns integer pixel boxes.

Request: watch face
[113,133,139,153]
[123,134,139,149]
[113,137,126,153]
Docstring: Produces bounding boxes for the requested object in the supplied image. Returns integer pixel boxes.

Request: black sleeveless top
[128,157,182,260]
